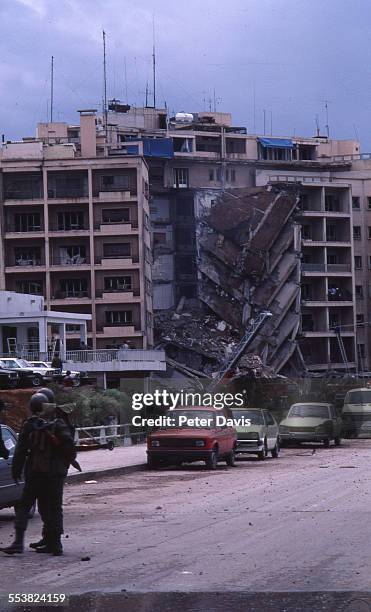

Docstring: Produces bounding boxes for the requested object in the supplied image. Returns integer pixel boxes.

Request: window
[327,253,339,265]
[103,243,131,258]
[358,343,366,359]
[368,197,371,209]
[355,256,362,269]
[58,245,86,265]
[59,278,87,297]
[57,211,84,231]
[173,138,193,153]
[230,169,236,182]
[368,227,371,240]
[259,146,292,161]
[15,213,41,232]
[301,284,312,300]
[14,248,41,266]
[326,225,337,241]
[352,196,360,209]
[329,312,340,328]
[369,255,371,269]
[153,232,167,245]
[105,310,133,325]
[16,280,43,295]
[301,314,314,331]
[264,411,275,425]
[357,313,365,324]
[356,285,364,299]
[101,209,130,224]
[104,276,132,291]
[216,168,222,181]
[208,169,215,181]
[66,324,81,332]
[302,225,312,240]
[353,226,361,240]
[325,195,340,212]
[101,174,130,190]
[1,428,16,455]
[173,168,189,188]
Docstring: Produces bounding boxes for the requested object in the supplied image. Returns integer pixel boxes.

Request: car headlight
[151,440,160,447]
[194,440,205,447]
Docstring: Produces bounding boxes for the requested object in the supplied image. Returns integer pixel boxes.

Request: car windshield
[231,409,264,424]
[288,404,330,418]
[161,410,217,428]
[17,359,31,368]
[346,390,371,404]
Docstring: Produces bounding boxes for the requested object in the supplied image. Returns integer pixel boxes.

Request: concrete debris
[155,186,303,379]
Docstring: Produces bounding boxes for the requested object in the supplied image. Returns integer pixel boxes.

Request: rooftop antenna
[102,30,108,138]
[152,14,156,108]
[50,56,54,123]
[315,114,320,137]
[213,88,222,112]
[324,100,330,138]
[145,82,149,108]
[124,57,128,104]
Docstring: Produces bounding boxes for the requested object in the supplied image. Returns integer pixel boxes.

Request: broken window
[352,196,360,209]
[14,213,41,232]
[354,255,362,269]
[173,168,189,188]
[58,245,86,265]
[103,243,131,258]
[105,310,133,325]
[101,209,130,223]
[353,226,361,240]
[104,276,132,291]
[57,211,84,230]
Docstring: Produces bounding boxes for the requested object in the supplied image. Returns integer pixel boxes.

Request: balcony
[95,288,140,303]
[5,225,44,239]
[4,187,43,201]
[63,348,166,373]
[301,263,352,275]
[50,256,90,269]
[96,323,141,337]
[51,291,90,299]
[94,220,139,235]
[47,187,88,201]
[94,255,139,269]
[5,257,45,272]
[49,225,90,237]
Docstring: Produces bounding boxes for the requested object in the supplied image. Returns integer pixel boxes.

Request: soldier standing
[0,391,75,556]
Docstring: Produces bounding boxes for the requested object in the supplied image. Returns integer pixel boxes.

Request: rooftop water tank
[175,112,194,123]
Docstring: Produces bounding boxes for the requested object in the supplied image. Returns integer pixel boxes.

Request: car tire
[147,456,160,470]
[334,437,341,446]
[258,440,267,460]
[72,378,81,388]
[205,449,218,470]
[226,450,236,467]
[323,438,330,447]
[107,441,115,451]
[271,442,280,458]
[32,375,42,387]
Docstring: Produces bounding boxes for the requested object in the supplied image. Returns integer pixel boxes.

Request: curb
[66,462,147,484]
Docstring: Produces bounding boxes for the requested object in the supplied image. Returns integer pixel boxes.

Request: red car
[146,406,237,470]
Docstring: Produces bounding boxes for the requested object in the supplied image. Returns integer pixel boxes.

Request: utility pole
[152,15,156,108]
[103,30,108,138]
[50,56,54,123]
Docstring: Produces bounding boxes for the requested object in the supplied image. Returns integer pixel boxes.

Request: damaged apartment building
[4,102,363,376]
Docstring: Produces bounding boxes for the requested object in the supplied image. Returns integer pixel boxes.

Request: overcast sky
[1,0,371,148]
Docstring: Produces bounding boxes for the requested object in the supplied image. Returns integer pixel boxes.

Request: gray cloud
[1,0,370,148]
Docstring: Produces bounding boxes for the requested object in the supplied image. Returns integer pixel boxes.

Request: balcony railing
[4,188,43,200]
[8,257,44,267]
[65,348,163,364]
[302,263,351,273]
[5,225,44,233]
[49,225,88,232]
[96,287,140,297]
[52,291,90,299]
[95,255,139,264]
[94,220,139,229]
[51,256,90,266]
[48,188,88,199]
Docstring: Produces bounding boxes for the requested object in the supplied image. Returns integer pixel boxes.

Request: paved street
[1,440,371,610]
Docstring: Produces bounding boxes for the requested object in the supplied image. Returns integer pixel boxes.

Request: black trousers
[15,472,65,536]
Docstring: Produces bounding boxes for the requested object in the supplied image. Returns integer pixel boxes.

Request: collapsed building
[156,186,306,378]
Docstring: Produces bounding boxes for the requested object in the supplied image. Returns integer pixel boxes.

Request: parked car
[342,388,371,438]
[39,362,82,386]
[0,364,19,389]
[231,407,280,460]
[147,407,237,470]
[0,358,43,388]
[28,360,60,381]
[0,424,34,517]
[279,402,342,447]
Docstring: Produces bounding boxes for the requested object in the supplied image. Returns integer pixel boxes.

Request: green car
[279,402,342,447]
[231,408,280,460]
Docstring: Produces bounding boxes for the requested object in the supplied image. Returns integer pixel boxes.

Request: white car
[23,360,59,380]
[31,362,81,386]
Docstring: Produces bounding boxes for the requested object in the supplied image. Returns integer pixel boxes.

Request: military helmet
[29,392,49,414]
[38,387,55,403]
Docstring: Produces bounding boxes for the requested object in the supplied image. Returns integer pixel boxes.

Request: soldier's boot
[0,529,25,554]
[36,534,63,556]
[29,537,46,550]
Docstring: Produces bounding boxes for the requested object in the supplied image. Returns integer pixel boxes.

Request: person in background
[63,371,74,388]
[51,355,63,375]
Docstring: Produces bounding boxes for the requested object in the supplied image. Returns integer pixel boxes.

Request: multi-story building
[0,110,153,353]
[5,102,371,373]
